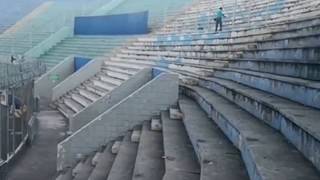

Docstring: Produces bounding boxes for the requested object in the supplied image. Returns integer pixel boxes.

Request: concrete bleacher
[42,0,199,131]
[0,0,111,56]
[56,96,250,180]
[11,0,316,179]
[106,0,194,30]
[51,0,320,179]
[37,0,196,70]
[39,35,134,69]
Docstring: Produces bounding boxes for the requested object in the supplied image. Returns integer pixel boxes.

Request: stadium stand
[3,0,320,179]
[53,0,320,179]
[37,0,194,70]
[45,0,196,121]
[0,0,111,56]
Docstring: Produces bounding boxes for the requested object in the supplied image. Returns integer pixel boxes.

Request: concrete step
[162,170,200,180]
[198,76,320,171]
[97,74,123,86]
[64,98,84,113]
[92,79,116,91]
[132,121,165,180]
[78,88,101,102]
[120,48,243,60]
[57,102,76,118]
[56,168,72,180]
[44,51,102,58]
[227,59,320,80]
[161,111,201,178]
[178,96,249,180]
[114,54,228,69]
[107,131,139,180]
[88,143,116,180]
[73,155,95,180]
[71,93,93,107]
[102,70,131,81]
[105,61,146,71]
[53,45,117,52]
[102,65,139,76]
[84,83,108,97]
[182,85,320,180]
[212,68,320,109]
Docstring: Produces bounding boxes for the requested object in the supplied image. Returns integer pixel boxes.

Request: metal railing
[0,57,46,89]
[0,57,45,179]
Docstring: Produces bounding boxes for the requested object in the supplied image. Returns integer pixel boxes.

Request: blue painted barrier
[74,57,91,72]
[74,11,149,35]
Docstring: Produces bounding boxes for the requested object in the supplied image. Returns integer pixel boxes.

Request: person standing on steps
[215,7,226,32]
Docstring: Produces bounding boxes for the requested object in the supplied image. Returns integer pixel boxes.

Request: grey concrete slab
[107,131,138,180]
[182,85,320,180]
[199,76,320,171]
[73,155,94,180]
[7,110,67,180]
[179,96,249,180]
[56,168,72,180]
[88,143,116,180]
[161,111,201,175]
[132,121,165,180]
[163,170,199,180]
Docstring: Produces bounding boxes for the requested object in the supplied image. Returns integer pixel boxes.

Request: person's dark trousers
[215,17,222,31]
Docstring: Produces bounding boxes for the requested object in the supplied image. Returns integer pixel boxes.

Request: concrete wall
[52,57,104,101]
[24,27,72,58]
[70,68,153,132]
[57,72,179,170]
[34,56,74,99]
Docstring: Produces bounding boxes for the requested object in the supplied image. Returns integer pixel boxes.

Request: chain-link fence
[0,58,45,179]
[0,57,46,89]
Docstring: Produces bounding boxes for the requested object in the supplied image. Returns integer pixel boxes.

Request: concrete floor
[6,110,67,180]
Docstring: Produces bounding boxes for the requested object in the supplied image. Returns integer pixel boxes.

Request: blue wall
[74,11,149,35]
[74,57,91,72]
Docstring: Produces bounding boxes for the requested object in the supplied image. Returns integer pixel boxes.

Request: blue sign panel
[74,11,149,35]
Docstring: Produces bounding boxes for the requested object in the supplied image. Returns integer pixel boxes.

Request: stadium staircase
[53,0,320,179]
[56,98,252,180]
[47,0,197,121]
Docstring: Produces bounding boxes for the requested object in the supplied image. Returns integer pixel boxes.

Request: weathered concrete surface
[212,67,320,109]
[179,96,249,180]
[87,143,116,180]
[107,132,138,180]
[7,110,67,180]
[161,111,200,176]
[199,77,320,171]
[182,85,320,180]
[132,121,165,180]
